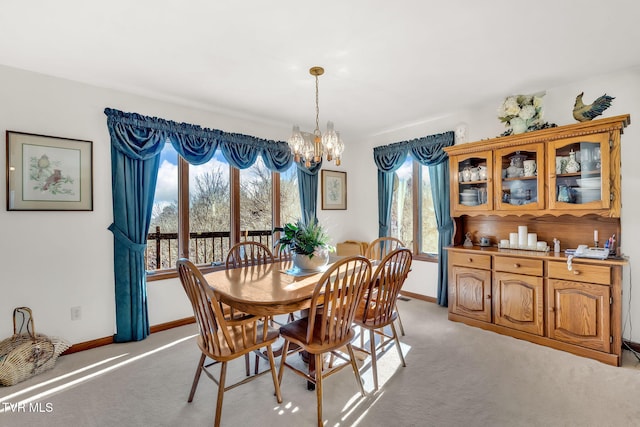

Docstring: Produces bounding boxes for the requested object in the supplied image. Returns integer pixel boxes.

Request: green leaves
[274,218,331,256]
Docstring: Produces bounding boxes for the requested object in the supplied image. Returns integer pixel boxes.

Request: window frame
[409,159,438,263]
[148,157,289,281]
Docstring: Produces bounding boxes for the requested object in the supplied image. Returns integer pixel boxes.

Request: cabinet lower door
[450,266,492,322]
[547,279,611,352]
[493,272,544,336]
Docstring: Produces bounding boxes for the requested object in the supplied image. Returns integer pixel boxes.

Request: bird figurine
[573,92,614,122]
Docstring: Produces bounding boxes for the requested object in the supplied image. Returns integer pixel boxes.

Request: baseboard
[61,316,196,355]
[149,316,195,333]
[58,313,640,359]
[399,290,437,304]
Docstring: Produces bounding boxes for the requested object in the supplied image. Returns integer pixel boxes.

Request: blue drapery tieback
[107,223,147,253]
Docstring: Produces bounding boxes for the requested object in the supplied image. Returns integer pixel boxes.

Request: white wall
[0,65,288,343]
[2,64,640,346]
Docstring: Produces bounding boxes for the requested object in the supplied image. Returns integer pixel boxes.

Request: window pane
[390,156,413,248]
[420,164,439,255]
[240,157,273,247]
[280,163,301,225]
[148,143,179,271]
[189,153,231,265]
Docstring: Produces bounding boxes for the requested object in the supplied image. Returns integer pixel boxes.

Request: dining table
[203,259,327,317]
[203,258,337,389]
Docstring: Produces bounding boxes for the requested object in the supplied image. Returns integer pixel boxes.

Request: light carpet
[1,299,640,427]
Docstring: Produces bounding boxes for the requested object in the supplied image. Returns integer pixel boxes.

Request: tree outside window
[147,144,299,275]
[390,155,438,258]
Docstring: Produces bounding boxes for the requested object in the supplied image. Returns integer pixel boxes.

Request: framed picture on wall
[6,131,93,211]
[321,169,347,210]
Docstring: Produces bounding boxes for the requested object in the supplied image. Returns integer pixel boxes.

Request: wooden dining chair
[176,259,282,427]
[353,248,412,391]
[365,236,404,262]
[277,255,372,427]
[226,241,282,373]
[365,236,407,336]
[225,241,274,269]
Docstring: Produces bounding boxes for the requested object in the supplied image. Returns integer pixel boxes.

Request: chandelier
[288,66,345,167]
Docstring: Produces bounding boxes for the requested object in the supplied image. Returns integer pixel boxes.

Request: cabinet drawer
[494,256,543,276]
[548,261,611,285]
[449,252,491,269]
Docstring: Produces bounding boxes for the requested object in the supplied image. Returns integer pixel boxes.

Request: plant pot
[293,251,329,271]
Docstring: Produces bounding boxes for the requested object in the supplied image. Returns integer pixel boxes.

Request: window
[390,155,438,259]
[147,144,299,277]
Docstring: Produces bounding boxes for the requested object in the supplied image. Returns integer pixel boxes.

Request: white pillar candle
[518,226,528,248]
[528,233,537,248]
[509,233,518,247]
[500,239,510,248]
[594,229,598,242]
[537,241,547,250]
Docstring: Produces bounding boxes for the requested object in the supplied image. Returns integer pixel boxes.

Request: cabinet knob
[486,294,491,300]
[468,258,473,263]
[573,270,581,275]
[513,263,520,268]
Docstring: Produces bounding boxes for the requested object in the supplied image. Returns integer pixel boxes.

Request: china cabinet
[444,115,629,366]
[445,115,628,217]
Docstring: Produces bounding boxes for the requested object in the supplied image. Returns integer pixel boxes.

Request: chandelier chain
[315,74,320,134]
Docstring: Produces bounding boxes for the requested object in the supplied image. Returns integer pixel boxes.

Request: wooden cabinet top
[446,245,627,267]
[444,114,630,156]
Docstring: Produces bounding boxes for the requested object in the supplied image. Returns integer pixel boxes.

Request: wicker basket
[0,307,71,386]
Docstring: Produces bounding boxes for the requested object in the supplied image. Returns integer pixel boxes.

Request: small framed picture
[6,131,93,211]
[321,169,347,210]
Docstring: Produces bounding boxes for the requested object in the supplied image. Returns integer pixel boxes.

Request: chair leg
[214,361,227,427]
[266,344,283,403]
[395,303,405,336]
[315,353,324,427]
[188,353,206,402]
[369,328,379,391]
[254,353,260,375]
[390,322,406,367]
[346,343,366,397]
[277,340,290,386]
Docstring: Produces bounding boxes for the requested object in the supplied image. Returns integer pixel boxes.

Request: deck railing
[145,226,274,271]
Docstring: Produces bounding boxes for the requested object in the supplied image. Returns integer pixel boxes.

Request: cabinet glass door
[494,143,545,211]
[548,134,610,211]
[452,152,493,214]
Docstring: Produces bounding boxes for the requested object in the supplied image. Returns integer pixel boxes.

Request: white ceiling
[1,0,639,142]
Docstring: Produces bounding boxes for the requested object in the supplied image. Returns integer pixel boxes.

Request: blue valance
[104,108,293,170]
[373,131,454,172]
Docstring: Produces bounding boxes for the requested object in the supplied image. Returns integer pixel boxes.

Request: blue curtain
[428,161,454,306]
[372,131,454,306]
[296,160,323,225]
[104,108,293,341]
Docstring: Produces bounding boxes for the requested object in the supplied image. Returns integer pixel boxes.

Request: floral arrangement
[274,218,334,258]
[497,91,555,136]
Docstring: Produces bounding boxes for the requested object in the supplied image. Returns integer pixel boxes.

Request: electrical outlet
[70,306,81,321]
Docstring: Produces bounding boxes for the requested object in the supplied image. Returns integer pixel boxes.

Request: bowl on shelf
[574,187,601,203]
[576,177,601,189]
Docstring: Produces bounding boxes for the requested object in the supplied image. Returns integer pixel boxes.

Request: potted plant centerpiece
[275,218,334,271]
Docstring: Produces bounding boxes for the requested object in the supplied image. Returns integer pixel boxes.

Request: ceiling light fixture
[288,66,344,167]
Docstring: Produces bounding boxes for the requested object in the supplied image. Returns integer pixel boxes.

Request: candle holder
[594,240,599,248]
